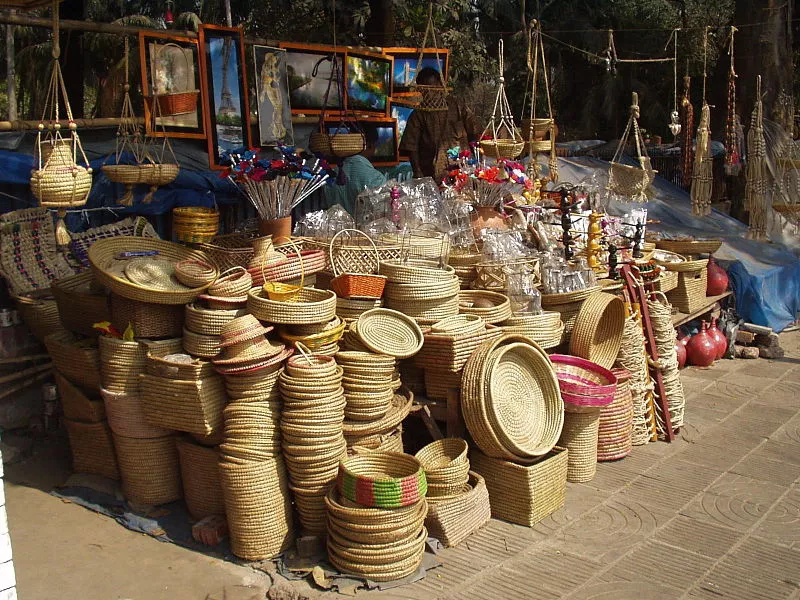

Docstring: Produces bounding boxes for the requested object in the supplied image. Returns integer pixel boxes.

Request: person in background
[399,67,479,182]
[320,127,387,215]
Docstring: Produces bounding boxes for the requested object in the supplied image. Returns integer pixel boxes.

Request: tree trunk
[59,0,84,119]
[6,13,15,122]
[364,0,394,47]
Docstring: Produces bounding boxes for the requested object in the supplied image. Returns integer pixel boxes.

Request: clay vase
[686,321,717,367]
[709,318,728,360]
[675,338,687,369]
[706,258,729,296]
[470,206,508,240]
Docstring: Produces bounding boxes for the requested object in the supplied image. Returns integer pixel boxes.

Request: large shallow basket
[89,237,216,305]
[568,292,625,369]
[337,452,427,508]
[52,272,110,337]
[247,287,336,325]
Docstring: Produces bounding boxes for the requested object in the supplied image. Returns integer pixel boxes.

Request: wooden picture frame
[279,42,346,115]
[139,31,206,139]
[199,25,252,170]
[252,45,294,147]
[344,49,393,116]
[384,47,449,96]
[325,117,399,167]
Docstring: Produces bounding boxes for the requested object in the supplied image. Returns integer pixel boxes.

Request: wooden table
[672,291,733,326]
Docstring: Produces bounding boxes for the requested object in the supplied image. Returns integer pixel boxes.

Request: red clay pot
[675,338,687,369]
[709,318,728,359]
[686,321,717,367]
[706,258,729,296]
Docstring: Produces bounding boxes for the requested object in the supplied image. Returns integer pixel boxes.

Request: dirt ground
[4,332,800,600]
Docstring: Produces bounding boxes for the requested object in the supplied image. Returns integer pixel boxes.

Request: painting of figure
[253,46,293,146]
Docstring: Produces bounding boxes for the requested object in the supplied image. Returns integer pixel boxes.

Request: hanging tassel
[117,184,134,206]
[54,208,72,247]
[548,123,559,183]
[680,76,694,188]
[142,185,158,203]
[691,104,713,217]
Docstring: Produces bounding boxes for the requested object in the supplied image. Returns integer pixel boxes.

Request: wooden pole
[0,353,50,365]
[0,369,52,402]
[5,10,15,121]
[0,362,52,386]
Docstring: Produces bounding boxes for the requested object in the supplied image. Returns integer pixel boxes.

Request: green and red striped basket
[337,452,427,508]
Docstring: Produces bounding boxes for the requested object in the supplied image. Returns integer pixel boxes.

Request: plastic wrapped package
[481,230,531,262]
[507,268,542,314]
[293,205,355,239]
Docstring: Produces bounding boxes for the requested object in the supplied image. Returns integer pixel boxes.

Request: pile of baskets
[172,206,219,245]
[540,286,601,345]
[338,351,399,424]
[597,368,634,461]
[501,311,565,351]
[328,452,428,581]
[381,259,460,326]
[279,353,347,535]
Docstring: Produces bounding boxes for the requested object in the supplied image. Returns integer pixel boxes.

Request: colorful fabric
[320,155,387,215]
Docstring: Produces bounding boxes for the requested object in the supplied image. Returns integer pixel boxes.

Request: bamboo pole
[0,369,52,402]
[0,361,52,386]
[0,116,144,131]
[0,353,50,365]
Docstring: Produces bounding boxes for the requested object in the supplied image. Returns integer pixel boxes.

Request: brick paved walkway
[361,332,800,600]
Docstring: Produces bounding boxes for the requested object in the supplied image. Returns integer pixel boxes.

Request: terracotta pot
[686,321,717,367]
[706,258,729,296]
[258,216,292,240]
[470,206,508,239]
[709,318,728,359]
[675,339,687,369]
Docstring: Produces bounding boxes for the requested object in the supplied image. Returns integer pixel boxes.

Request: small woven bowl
[175,259,218,288]
[337,451,427,508]
[414,438,468,470]
[208,266,253,298]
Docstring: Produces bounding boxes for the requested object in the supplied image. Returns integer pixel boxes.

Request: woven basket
[380,259,455,284]
[662,257,708,273]
[414,325,501,373]
[354,309,424,359]
[99,337,147,394]
[172,207,220,245]
[64,418,119,480]
[425,472,491,547]
[139,373,226,436]
[55,370,105,423]
[608,159,655,200]
[197,232,259,271]
[652,270,679,294]
[185,302,247,336]
[182,329,221,358]
[207,267,253,298]
[472,447,567,527]
[549,354,617,406]
[597,369,633,462]
[218,458,294,560]
[52,272,110,337]
[569,293,626,369]
[666,268,708,313]
[15,293,64,342]
[247,287,336,325]
[175,437,225,519]
[655,239,721,256]
[101,388,172,438]
[472,257,540,293]
[423,368,462,401]
[558,409,601,482]
[89,237,215,305]
[110,293,185,339]
[44,331,101,391]
[329,230,387,300]
[458,290,513,324]
[113,434,182,505]
[145,352,216,380]
[174,259,218,288]
[337,452,427,508]
[501,312,564,350]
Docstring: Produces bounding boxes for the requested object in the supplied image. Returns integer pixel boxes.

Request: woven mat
[67,217,159,269]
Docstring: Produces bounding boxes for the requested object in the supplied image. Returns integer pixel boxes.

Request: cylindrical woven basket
[139,373,226,437]
[182,328,221,358]
[64,418,119,480]
[99,336,147,394]
[569,292,626,369]
[44,331,101,391]
[110,293,185,339]
[52,271,110,337]
[501,312,565,350]
[184,302,247,336]
[597,369,633,462]
[55,370,106,423]
[207,267,253,298]
[247,287,336,325]
[174,259,218,288]
[557,409,601,482]
[175,437,225,519]
[337,452,427,508]
[101,388,172,439]
[172,207,220,245]
[113,434,183,505]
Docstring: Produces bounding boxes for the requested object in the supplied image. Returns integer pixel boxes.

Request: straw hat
[219,314,274,347]
[214,347,294,375]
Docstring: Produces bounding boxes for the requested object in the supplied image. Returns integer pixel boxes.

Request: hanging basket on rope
[521,21,559,183]
[30,0,93,246]
[308,54,366,161]
[102,37,180,206]
[405,4,449,112]
[480,39,524,160]
[607,92,655,202]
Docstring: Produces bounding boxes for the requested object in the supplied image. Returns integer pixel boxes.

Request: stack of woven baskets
[597,368,634,461]
[337,351,398,424]
[46,331,119,480]
[415,438,491,547]
[501,311,565,351]
[279,316,346,357]
[448,250,482,289]
[215,315,295,559]
[458,290,513,325]
[381,259,460,325]
[278,353,347,535]
[463,333,569,526]
[328,452,428,581]
[98,336,184,504]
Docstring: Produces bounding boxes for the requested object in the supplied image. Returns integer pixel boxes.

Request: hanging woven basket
[480,40,524,160]
[608,92,656,201]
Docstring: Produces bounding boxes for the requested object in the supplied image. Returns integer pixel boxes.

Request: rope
[647,294,686,433]
[746,75,769,239]
[615,313,654,446]
[701,26,709,104]
[525,21,558,182]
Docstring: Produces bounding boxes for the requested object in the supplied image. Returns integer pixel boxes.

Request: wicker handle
[647,290,669,304]
[295,341,313,365]
[154,42,195,95]
[329,229,380,277]
[214,265,246,285]
[263,236,304,287]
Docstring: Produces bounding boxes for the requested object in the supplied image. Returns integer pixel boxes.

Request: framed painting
[199,25,252,170]
[325,117,399,167]
[253,46,294,146]
[390,100,414,161]
[344,49,392,115]
[139,31,205,139]
[384,47,449,96]
[279,43,345,114]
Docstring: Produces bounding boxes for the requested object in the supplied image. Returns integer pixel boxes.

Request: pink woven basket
[549,354,617,408]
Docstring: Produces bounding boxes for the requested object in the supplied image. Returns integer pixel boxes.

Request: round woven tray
[355,309,423,359]
[247,287,336,325]
[569,292,626,369]
[458,290,513,324]
[89,237,216,305]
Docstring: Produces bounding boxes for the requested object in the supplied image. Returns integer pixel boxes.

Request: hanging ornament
[608,92,655,202]
[690,27,713,217]
[680,74,694,188]
[667,29,681,137]
[745,76,768,239]
[31,0,93,246]
[724,26,743,177]
[479,39,524,161]
[165,1,174,25]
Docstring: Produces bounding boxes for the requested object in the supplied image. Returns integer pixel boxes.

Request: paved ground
[4,332,800,599]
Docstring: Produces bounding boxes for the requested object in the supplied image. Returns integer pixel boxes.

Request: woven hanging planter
[407,4,449,112]
[607,92,655,202]
[480,40,524,160]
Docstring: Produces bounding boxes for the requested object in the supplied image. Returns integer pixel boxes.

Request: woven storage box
[414,326,503,373]
[111,293,185,339]
[16,293,64,342]
[139,373,226,436]
[425,472,491,547]
[423,369,463,400]
[145,353,215,380]
[113,434,182,505]
[219,457,294,560]
[44,331,101,391]
[99,337,146,394]
[176,438,225,519]
[652,270,678,293]
[64,418,119,480]
[52,272,110,337]
[666,268,708,313]
[472,447,567,527]
[101,388,172,438]
[656,239,721,256]
[54,370,105,423]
